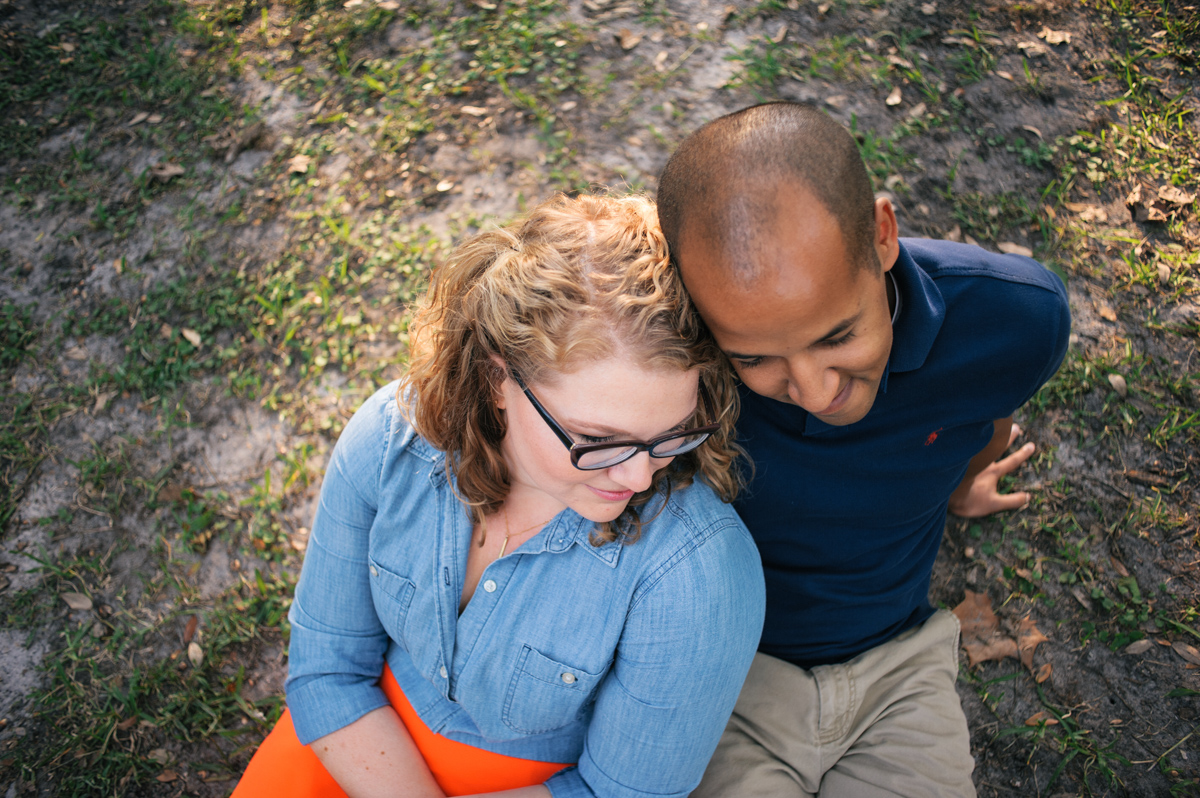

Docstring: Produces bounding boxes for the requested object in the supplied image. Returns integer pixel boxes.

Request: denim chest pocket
[502,645,606,735]
[368,558,416,648]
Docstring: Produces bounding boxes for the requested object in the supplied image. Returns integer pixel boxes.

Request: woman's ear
[489,354,509,410]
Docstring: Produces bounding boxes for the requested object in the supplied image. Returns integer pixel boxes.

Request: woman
[233,194,765,798]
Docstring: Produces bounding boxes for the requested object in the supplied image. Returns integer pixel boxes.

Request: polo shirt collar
[801,240,944,436]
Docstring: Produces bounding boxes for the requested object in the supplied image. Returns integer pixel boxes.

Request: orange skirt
[231,666,572,797]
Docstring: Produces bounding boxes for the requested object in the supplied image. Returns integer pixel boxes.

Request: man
[657,102,1070,797]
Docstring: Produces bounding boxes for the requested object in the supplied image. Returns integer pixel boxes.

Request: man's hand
[948,420,1035,518]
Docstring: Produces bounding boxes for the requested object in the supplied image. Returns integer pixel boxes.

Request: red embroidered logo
[924,428,943,446]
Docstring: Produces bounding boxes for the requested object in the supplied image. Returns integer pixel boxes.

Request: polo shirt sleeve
[545,497,766,798]
[1007,257,1071,412]
[284,385,396,745]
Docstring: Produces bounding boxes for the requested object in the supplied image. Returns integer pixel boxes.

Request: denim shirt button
[439,666,448,678]
[560,672,576,685]
[483,579,497,593]
[369,565,378,577]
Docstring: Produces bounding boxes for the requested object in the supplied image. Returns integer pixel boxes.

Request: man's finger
[994,442,1035,474]
[990,491,1031,512]
[1007,423,1023,448]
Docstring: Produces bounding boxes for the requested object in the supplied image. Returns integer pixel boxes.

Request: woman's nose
[609,450,657,493]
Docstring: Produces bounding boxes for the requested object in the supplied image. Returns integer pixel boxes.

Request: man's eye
[824,331,856,347]
[732,356,764,369]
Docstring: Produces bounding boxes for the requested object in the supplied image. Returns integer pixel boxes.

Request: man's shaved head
[657,102,878,281]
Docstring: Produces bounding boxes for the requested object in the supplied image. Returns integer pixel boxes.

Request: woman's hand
[310,706,446,798]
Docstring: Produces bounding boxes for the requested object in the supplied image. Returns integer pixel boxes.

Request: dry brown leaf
[1096,302,1118,322]
[771,23,788,43]
[146,113,163,125]
[1037,26,1071,45]
[148,748,170,765]
[94,390,117,413]
[287,154,312,174]
[183,615,198,645]
[64,346,89,361]
[964,637,1019,666]
[435,179,455,192]
[954,590,1020,666]
[460,105,488,116]
[187,641,204,668]
[920,2,936,14]
[907,102,927,119]
[1025,710,1059,725]
[616,28,642,50]
[1107,373,1128,397]
[1126,184,1170,222]
[1018,616,1050,670]
[1157,262,1171,284]
[1157,185,1197,206]
[128,111,149,126]
[156,770,178,783]
[1035,662,1053,683]
[1065,202,1108,223]
[886,86,902,106]
[824,95,848,109]
[946,225,962,243]
[116,717,138,731]
[1173,641,1200,666]
[62,592,93,611]
[996,70,1015,81]
[181,328,202,348]
[1110,556,1130,578]
[59,41,76,53]
[150,162,185,182]
[998,242,1034,258]
[1124,639,1154,655]
[964,234,980,247]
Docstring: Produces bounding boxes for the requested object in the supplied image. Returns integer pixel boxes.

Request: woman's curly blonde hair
[401,193,743,545]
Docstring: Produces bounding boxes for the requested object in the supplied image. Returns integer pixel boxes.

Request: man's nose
[785,357,840,413]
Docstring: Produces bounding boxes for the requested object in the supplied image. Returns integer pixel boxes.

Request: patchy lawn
[1,0,1197,795]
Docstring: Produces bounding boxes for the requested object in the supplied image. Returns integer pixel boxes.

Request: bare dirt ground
[1,0,1198,795]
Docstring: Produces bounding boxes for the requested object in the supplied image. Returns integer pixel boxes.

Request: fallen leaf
[183,615,198,645]
[559,101,577,112]
[886,54,914,69]
[1157,185,1196,206]
[996,70,1014,81]
[94,391,117,413]
[920,2,936,14]
[1018,616,1050,670]
[1110,556,1130,578]
[116,717,138,731]
[287,154,312,174]
[886,86,902,106]
[1096,302,1118,322]
[907,102,927,119]
[1158,263,1171,284]
[817,2,830,13]
[146,113,163,125]
[946,225,962,243]
[998,242,1034,258]
[1108,373,1128,397]
[654,50,669,71]
[954,590,1020,666]
[1025,710,1059,725]
[435,179,455,192]
[64,346,89,361]
[824,95,848,109]
[1065,202,1108,223]
[187,641,204,668]
[1021,124,1043,139]
[460,105,488,116]
[1071,587,1094,611]
[156,770,178,783]
[616,28,641,50]
[1173,641,1200,666]
[149,162,185,181]
[128,111,149,126]
[59,41,76,52]
[62,592,93,611]
[885,174,904,191]
[1126,470,1171,488]
[160,323,174,339]
[964,234,980,247]
[1037,26,1071,45]
[1126,184,1170,222]
[1017,40,1049,58]
[964,637,1019,666]
[1035,662,1053,683]
[181,328,202,347]
[771,23,788,44]
[1124,639,1154,655]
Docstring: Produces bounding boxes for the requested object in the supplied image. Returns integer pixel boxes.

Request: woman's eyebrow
[561,403,700,438]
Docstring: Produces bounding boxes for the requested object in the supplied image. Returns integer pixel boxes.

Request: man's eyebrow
[723,313,862,361]
[561,403,700,438]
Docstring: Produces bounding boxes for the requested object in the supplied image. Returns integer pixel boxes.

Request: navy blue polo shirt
[734,239,1070,668]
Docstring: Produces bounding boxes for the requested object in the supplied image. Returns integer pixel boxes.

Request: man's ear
[489,354,509,410]
[873,196,901,273]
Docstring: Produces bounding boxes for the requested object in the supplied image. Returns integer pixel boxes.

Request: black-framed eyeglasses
[509,370,721,471]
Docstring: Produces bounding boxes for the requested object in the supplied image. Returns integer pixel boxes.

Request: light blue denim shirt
[285,383,765,798]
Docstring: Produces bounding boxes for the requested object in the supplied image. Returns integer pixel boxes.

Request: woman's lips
[587,485,635,502]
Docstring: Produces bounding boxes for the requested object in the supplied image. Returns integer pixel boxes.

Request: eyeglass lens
[574,431,712,470]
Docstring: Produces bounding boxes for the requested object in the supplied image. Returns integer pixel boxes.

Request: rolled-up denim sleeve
[285,389,394,745]
[547,513,766,798]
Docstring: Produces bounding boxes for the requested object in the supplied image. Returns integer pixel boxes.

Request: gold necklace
[497,507,553,559]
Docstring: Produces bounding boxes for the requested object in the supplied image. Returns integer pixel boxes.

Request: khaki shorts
[692,610,976,798]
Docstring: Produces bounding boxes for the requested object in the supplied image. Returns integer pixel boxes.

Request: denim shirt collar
[802,240,945,437]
